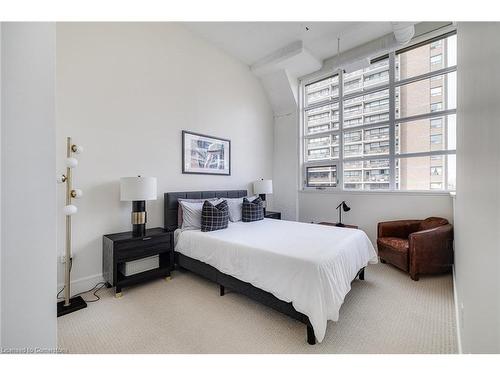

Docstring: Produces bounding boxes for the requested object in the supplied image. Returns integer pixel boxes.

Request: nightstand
[264,211,281,220]
[317,222,358,229]
[103,227,173,297]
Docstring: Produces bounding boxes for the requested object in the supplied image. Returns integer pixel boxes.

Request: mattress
[174,219,378,343]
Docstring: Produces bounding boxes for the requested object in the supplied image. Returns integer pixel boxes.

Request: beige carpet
[58,263,457,354]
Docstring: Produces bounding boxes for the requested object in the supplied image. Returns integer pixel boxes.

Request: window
[430,40,442,49]
[305,76,339,106]
[430,54,442,66]
[430,87,442,97]
[431,167,443,176]
[395,34,456,81]
[396,115,455,154]
[396,73,455,118]
[306,166,337,188]
[431,102,443,112]
[302,32,457,191]
[430,134,442,144]
[431,118,443,129]
[305,103,339,134]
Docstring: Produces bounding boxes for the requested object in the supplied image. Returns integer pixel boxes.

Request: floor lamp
[57,137,86,317]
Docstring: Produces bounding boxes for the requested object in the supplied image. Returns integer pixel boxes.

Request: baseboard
[57,273,105,297]
[452,265,463,354]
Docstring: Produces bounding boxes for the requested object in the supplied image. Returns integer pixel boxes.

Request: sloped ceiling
[183,22,394,67]
[182,22,396,116]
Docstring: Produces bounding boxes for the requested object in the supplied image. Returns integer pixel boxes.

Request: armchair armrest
[378,220,422,239]
[409,224,454,279]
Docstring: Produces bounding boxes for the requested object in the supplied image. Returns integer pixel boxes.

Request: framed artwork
[182,131,231,176]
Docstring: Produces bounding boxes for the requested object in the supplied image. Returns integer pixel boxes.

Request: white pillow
[179,199,224,230]
[225,196,258,222]
[178,197,219,227]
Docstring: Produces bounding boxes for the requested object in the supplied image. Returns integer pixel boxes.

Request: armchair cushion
[377,237,409,252]
[377,236,410,271]
[420,217,449,231]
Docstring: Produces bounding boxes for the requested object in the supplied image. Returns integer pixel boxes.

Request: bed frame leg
[359,267,365,281]
[306,324,316,345]
[219,284,225,296]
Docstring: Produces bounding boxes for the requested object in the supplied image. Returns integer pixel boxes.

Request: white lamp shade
[253,179,273,195]
[65,157,78,168]
[63,204,78,216]
[120,176,157,201]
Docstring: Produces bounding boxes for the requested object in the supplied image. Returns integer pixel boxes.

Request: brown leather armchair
[377,217,453,281]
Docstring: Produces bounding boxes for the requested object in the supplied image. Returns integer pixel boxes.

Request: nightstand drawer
[114,235,170,252]
[115,243,170,261]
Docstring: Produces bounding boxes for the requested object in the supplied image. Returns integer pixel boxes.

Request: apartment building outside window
[301,31,457,191]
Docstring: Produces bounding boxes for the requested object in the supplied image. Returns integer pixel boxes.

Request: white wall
[1,23,57,350]
[300,191,453,244]
[454,22,500,354]
[273,112,299,220]
[56,23,274,291]
[264,69,299,221]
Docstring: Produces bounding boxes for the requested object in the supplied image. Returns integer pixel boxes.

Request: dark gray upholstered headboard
[164,190,247,231]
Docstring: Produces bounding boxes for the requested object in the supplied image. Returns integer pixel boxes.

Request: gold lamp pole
[57,136,87,317]
[64,136,72,306]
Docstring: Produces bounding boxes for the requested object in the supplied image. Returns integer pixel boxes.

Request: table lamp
[120,176,157,237]
[335,201,351,227]
[253,179,273,215]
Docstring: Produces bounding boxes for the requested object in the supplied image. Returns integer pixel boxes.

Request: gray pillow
[179,199,224,230]
[178,197,219,227]
[225,196,258,222]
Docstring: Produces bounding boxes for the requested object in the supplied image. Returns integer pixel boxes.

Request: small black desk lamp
[335,201,351,227]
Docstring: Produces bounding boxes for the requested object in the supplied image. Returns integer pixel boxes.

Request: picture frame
[182,130,231,176]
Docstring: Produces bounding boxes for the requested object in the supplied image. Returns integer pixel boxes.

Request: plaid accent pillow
[242,197,264,222]
[201,200,229,232]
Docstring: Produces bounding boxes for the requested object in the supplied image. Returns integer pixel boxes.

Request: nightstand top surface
[317,222,358,229]
[104,227,168,242]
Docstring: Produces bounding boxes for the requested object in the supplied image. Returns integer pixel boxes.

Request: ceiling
[182,22,394,67]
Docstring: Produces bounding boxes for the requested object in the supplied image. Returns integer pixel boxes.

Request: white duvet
[175,219,378,343]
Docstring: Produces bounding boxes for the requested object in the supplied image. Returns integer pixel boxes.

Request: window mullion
[338,68,344,190]
[389,52,396,190]
[300,79,307,189]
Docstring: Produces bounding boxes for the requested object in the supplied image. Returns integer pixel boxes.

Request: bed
[164,190,378,344]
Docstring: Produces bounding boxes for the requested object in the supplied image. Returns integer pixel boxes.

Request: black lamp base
[57,295,87,317]
[335,223,346,227]
[132,200,147,237]
[132,224,146,237]
[259,193,267,215]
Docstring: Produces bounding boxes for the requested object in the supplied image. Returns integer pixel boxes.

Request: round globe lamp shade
[120,177,157,201]
[65,157,78,169]
[63,204,78,216]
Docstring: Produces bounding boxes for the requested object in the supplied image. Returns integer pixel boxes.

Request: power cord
[57,281,108,303]
[57,257,107,303]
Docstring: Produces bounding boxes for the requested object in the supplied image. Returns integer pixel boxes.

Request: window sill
[299,188,455,197]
